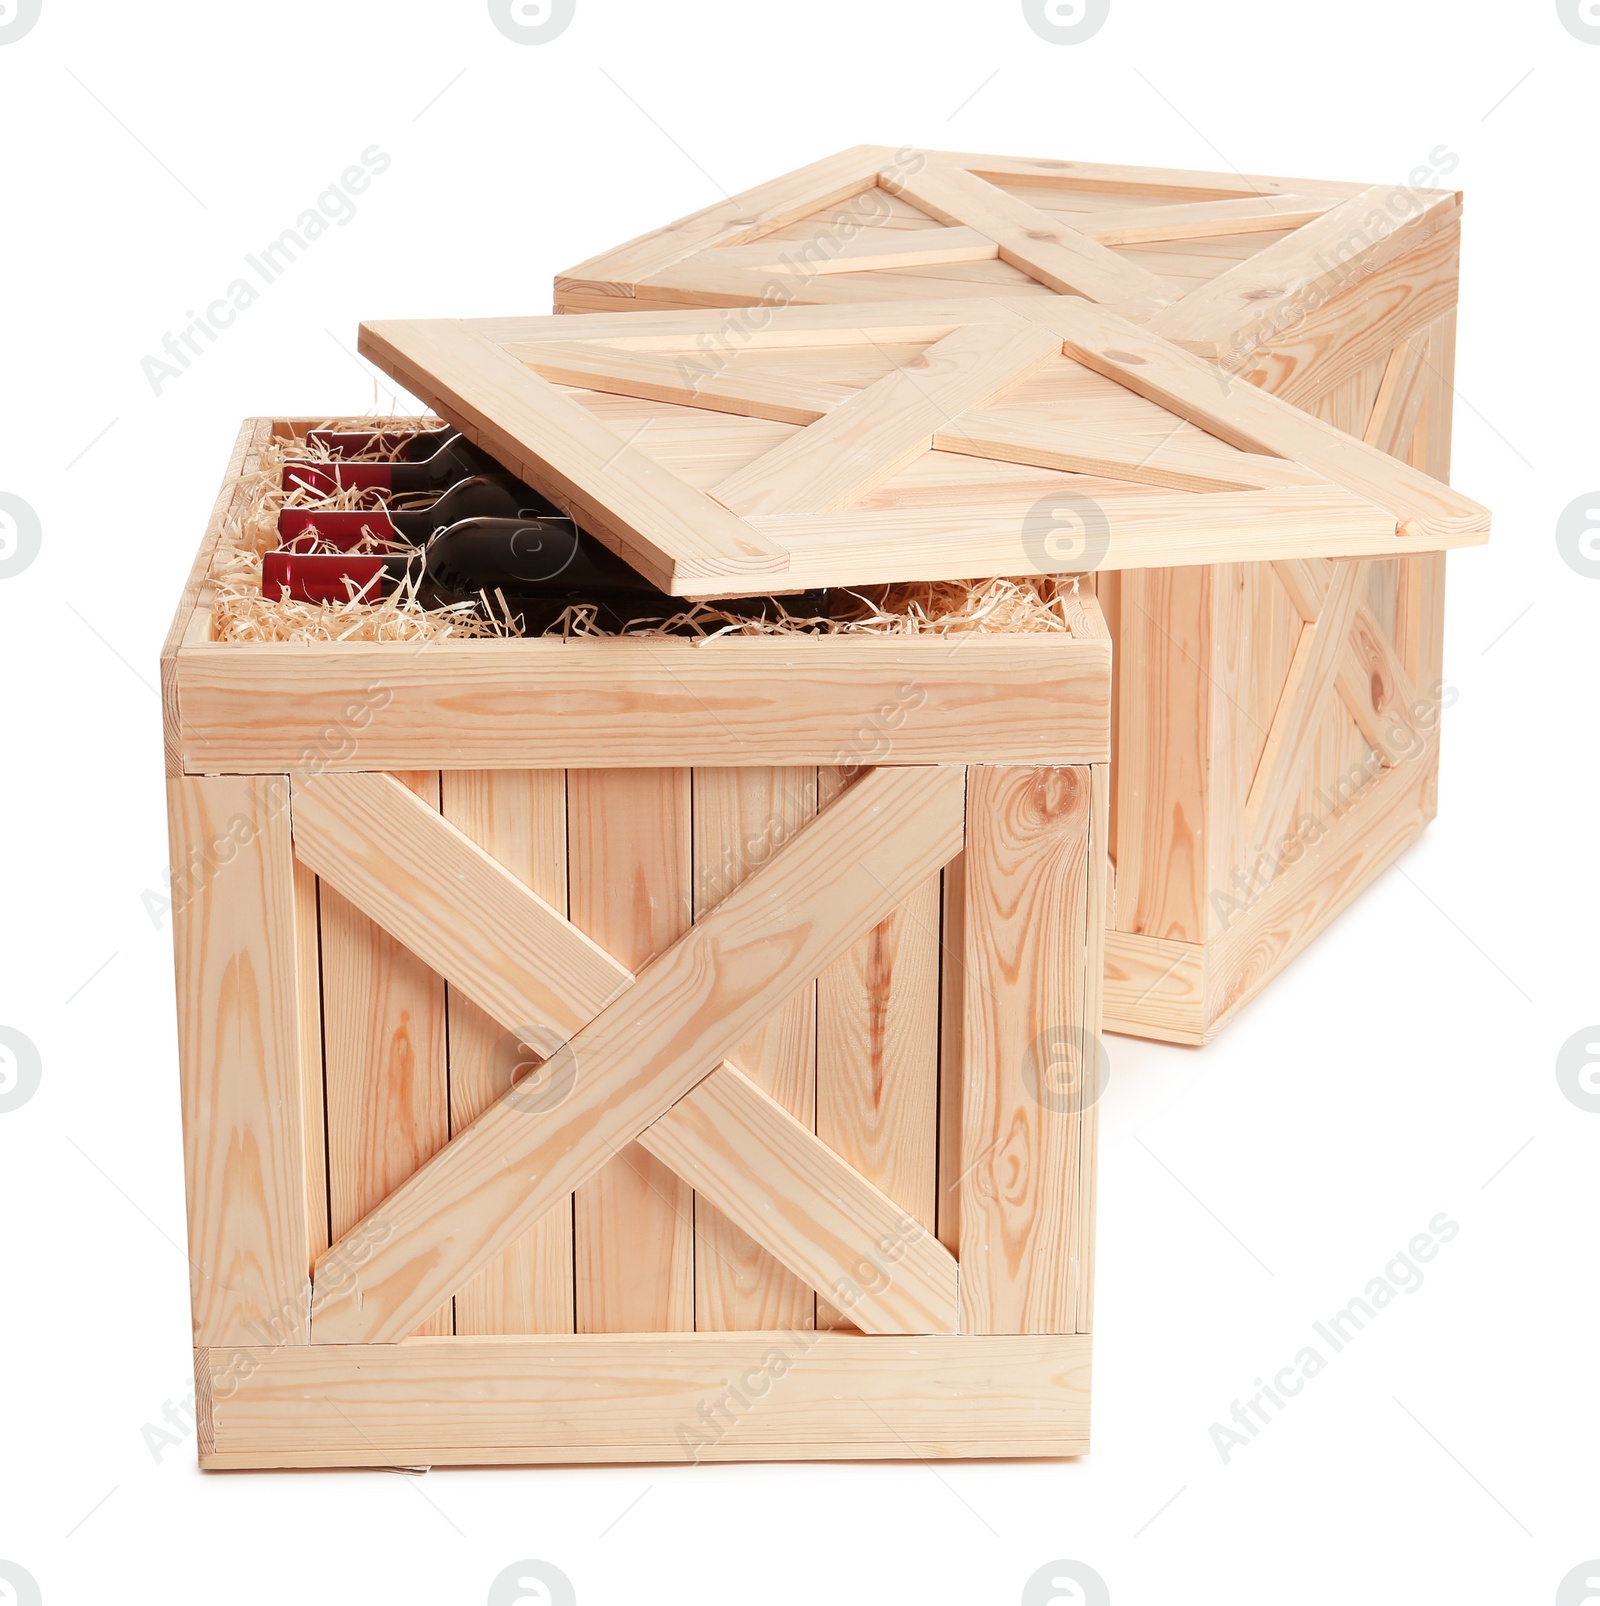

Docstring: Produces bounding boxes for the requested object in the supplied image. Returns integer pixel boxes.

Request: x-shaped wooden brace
[1244,334,1438,860]
[291,765,966,1345]
[651,148,1457,358]
[1246,555,1429,861]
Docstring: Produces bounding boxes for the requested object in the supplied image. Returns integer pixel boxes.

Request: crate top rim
[163,413,1112,671]
[166,625,1110,661]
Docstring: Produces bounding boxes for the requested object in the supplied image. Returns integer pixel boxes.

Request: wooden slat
[936,853,967,1255]
[1244,623,1317,831]
[1252,223,1460,410]
[319,770,451,1338]
[1337,598,1422,767]
[358,319,786,593]
[691,766,816,1332]
[936,410,1315,492]
[1362,335,1431,459]
[1245,561,1366,861]
[475,302,989,350]
[891,164,1176,315]
[556,144,899,297]
[641,1065,958,1334]
[944,150,1374,200]
[816,767,940,1330]
[959,766,1096,1333]
[310,764,967,1344]
[168,774,320,1347]
[711,321,1064,516]
[515,341,853,424]
[1274,557,1423,768]
[1208,735,1438,1038]
[441,770,575,1336]
[197,1332,1092,1467]
[1418,310,1456,483]
[568,768,695,1335]
[637,260,1043,309]
[1080,194,1340,245]
[1197,560,1281,948]
[1096,567,1123,869]
[1101,564,1212,943]
[1102,931,1206,1044]
[160,418,263,774]
[292,770,630,1055]
[747,484,1400,588]
[705,224,999,275]
[888,259,1055,292]
[1012,297,1489,545]
[1398,309,1454,704]
[1149,188,1461,351]
[176,634,1112,774]
[1077,763,1109,1334]
[290,857,328,1267]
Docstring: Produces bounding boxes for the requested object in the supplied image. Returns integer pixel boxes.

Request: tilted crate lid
[359,295,1488,598]
[555,145,1463,373]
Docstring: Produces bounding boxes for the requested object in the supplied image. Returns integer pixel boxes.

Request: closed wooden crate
[163,421,1113,1467]
[557,145,1482,1042]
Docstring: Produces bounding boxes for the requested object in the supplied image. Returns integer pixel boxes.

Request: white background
[1,1,1596,1602]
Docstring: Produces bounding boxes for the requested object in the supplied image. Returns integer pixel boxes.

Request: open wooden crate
[557,145,1478,1042]
[164,419,1113,1466]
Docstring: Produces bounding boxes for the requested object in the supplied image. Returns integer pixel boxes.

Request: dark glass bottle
[262,515,832,631]
[282,434,498,497]
[277,476,557,550]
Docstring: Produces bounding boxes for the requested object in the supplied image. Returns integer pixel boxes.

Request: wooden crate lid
[555,145,1463,363]
[359,296,1488,598]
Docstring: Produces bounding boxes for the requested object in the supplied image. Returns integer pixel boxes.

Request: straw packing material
[212,418,1089,643]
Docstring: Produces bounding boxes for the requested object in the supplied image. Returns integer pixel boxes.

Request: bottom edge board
[197,1332,1091,1468]
[1205,743,1437,1037]
[1103,930,1206,1042]
[201,1437,1089,1469]
[1102,741,1439,1044]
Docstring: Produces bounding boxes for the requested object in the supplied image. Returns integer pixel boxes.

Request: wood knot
[1025,228,1059,242]
[1027,766,1084,824]
[1103,349,1146,365]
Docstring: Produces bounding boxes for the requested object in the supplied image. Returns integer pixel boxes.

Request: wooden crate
[556,145,1477,1042]
[163,420,1113,1467]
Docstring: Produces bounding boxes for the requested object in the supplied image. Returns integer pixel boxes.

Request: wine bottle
[425,519,831,623]
[262,516,832,630]
[282,433,498,497]
[277,475,559,550]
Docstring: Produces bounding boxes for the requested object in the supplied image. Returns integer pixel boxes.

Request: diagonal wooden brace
[1009,296,1489,545]
[1245,559,1365,861]
[710,321,1065,518]
[641,1064,957,1334]
[290,767,630,1054]
[1274,557,1425,768]
[294,765,967,1344]
[890,163,1176,316]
